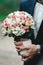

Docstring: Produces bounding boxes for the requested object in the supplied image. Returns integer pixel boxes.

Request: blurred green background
[0,0,20,21]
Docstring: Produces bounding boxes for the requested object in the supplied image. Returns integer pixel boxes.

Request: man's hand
[21,44,39,61]
[15,43,39,61]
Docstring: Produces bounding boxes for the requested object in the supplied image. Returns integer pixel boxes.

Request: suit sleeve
[40,45,43,54]
[19,0,25,11]
[19,0,27,11]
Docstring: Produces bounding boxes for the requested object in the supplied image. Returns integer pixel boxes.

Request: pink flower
[5,23,10,28]
[17,23,21,27]
[26,30,29,32]
[20,16,25,21]
[12,15,16,20]
[13,23,17,27]
[25,17,31,21]
[22,26,29,30]
[19,11,25,14]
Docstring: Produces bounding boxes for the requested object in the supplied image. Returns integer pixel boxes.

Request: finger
[21,58,28,61]
[23,46,30,50]
[15,46,20,49]
[22,52,29,57]
[21,56,32,61]
[19,46,30,50]
[15,46,24,50]
[16,49,21,52]
[15,46,24,51]
[21,49,32,58]
[27,49,31,53]
[15,42,23,46]
[15,45,30,52]
[21,57,29,61]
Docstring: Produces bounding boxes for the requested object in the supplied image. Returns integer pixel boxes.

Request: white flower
[15,26,21,31]
[5,18,12,25]
[20,20,25,24]
[12,30,18,35]
[12,20,16,24]
[16,18,20,23]
[8,13,13,17]
[2,28,7,34]
[14,11,20,17]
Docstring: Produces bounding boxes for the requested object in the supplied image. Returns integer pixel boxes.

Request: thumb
[20,46,30,50]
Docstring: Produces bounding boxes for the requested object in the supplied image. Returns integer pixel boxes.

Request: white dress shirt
[33,2,43,38]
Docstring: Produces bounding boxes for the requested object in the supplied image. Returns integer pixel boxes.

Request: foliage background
[0,0,20,21]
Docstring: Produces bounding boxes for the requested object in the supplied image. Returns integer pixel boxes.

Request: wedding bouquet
[2,11,35,54]
[2,11,34,40]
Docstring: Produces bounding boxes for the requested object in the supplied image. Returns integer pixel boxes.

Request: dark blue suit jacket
[19,0,36,16]
[19,0,43,55]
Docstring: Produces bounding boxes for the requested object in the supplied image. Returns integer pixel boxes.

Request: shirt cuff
[36,45,41,53]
